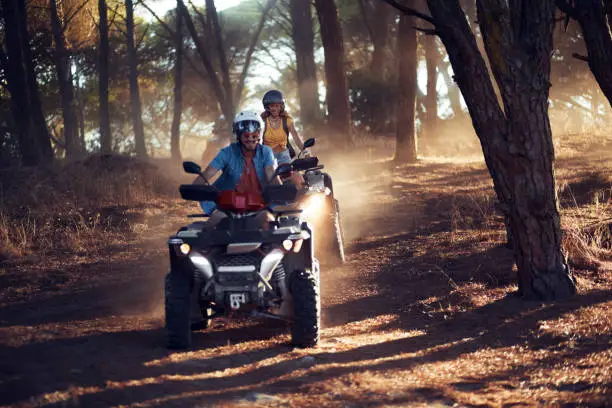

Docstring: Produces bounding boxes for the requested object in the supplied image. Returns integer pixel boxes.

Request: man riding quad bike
[284,138,346,265]
[164,111,321,349]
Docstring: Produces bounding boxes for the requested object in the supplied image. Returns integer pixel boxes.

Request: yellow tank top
[263,115,293,154]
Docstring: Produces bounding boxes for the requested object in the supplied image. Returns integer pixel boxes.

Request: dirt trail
[1,156,611,407]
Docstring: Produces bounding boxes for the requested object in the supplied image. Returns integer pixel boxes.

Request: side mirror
[303,138,315,148]
[183,161,202,175]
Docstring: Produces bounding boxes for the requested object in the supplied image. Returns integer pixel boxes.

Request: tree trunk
[19,0,53,164]
[1,0,39,165]
[394,12,418,163]
[74,67,87,150]
[98,0,112,154]
[423,33,439,137]
[289,0,321,128]
[50,0,82,160]
[170,4,183,162]
[1,0,53,165]
[125,0,147,158]
[369,0,393,79]
[314,0,352,146]
[425,0,576,300]
[560,0,612,108]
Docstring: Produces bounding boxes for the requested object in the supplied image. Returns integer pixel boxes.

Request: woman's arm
[289,123,305,150]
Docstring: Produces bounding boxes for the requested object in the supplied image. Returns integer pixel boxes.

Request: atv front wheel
[165,270,192,349]
[290,262,320,347]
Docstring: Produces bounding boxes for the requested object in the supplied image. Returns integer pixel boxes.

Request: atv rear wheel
[165,271,192,349]
[290,261,320,347]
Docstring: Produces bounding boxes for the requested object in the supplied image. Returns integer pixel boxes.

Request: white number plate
[229,293,247,310]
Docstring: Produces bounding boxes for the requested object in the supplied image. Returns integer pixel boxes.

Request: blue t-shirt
[200,143,276,215]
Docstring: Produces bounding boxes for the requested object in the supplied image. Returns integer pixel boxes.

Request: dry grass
[0,155,180,260]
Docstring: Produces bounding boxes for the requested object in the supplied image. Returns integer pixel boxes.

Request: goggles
[234,120,261,135]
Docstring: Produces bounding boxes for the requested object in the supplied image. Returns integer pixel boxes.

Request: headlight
[302,194,326,218]
[179,243,191,255]
[282,239,293,251]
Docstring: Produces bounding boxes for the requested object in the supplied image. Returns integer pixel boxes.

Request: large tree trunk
[423,33,439,138]
[289,0,321,128]
[98,0,112,153]
[19,3,54,164]
[125,0,147,158]
[50,0,82,160]
[170,4,183,162]
[1,0,53,166]
[314,0,352,146]
[19,0,53,164]
[557,0,612,108]
[424,0,576,300]
[1,0,39,165]
[394,12,418,163]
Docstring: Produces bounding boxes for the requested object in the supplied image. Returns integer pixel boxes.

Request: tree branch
[63,0,93,29]
[206,0,233,110]
[178,0,228,115]
[572,52,589,62]
[555,0,578,18]
[135,25,150,49]
[138,0,176,37]
[379,0,436,25]
[235,0,278,104]
[415,26,439,35]
[108,4,121,28]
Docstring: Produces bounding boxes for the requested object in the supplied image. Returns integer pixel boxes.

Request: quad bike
[286,138,345,265]
[165,160,321,349]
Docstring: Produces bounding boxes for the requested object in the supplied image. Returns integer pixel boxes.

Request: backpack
[264,115,296,158]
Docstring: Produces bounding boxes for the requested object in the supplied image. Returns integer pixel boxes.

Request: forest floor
[0,143,611,407]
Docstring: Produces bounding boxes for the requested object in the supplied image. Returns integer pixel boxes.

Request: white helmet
[232,110,263,141]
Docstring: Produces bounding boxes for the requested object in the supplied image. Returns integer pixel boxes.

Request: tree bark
[289,0,321,128]
[19,0,54,164]
[423,33,439,137]
[125,0,147,158]
[423,0,576,300]
[557,0,612,108]
[50,0,82,160]
[1,0,39,165]
[314,0,352,146]
[1,0,53,165]
[98,0,112,153]
[170,3,183,162]
[394,12,418,163]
